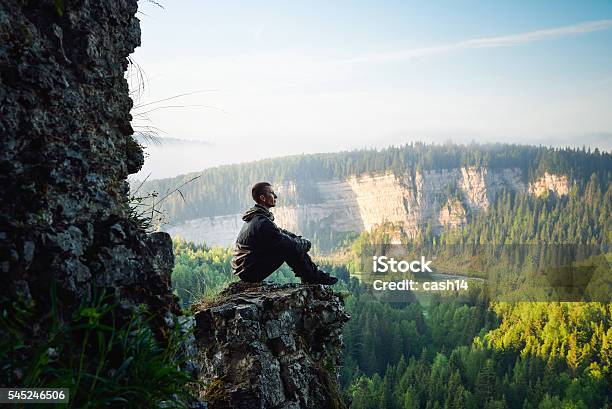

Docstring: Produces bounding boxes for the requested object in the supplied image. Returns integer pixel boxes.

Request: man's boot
[317,273,338,285]
[300,270,338,285]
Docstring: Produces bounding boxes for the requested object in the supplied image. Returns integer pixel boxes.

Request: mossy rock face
[0,0,182,392]
[193,282,350,409]
[126,136,145,174]
[203,378,231,408]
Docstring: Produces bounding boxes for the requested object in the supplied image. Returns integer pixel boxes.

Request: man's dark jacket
[231,204,311,280]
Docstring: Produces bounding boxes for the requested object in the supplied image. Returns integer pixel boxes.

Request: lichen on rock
[0,0,181,387]
[192,282,350,409]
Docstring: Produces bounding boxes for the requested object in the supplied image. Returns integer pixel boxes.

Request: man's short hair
[252,182,271,202]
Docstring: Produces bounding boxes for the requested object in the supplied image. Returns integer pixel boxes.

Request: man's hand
[304,239,311,252]
[280,228,298,238]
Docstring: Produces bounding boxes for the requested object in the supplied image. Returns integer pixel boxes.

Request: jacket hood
[242,204,274,222]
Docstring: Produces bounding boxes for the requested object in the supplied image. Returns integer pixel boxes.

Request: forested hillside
[171,242,611,408]
[167,142,610,408]
[133,143,611,223]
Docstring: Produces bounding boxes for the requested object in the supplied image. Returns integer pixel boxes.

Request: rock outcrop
[0,0,178,340]
[529,172,570,197]
[438,198,468,229]
[193,282,350,409]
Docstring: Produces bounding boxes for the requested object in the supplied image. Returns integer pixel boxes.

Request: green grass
[1,285,199,408]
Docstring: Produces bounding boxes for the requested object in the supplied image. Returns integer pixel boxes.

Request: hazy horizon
[133,136,612,181]
[130,1,612,180]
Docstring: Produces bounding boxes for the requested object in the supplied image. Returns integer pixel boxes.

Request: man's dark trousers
[238,251,320,283]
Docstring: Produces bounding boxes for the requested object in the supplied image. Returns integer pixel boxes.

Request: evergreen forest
[133,143,611,224]
[169,144,611,408]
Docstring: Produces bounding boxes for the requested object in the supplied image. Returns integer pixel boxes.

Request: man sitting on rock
[231,182,338,285]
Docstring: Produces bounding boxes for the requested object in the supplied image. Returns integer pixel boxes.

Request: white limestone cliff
[166,167,567,247]
[528,172,570,197]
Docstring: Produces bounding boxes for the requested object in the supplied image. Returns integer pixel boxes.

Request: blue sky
[131,1,612,177]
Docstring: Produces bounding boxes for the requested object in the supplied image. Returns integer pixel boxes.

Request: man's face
[259,185,277,208]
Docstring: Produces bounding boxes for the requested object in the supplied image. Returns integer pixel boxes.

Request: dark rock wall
[0,0,177,320]
[0,3,350,407]
[193,282,350,409]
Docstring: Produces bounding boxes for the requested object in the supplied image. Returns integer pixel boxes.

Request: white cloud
[130,17,612,171]
[339,19,612,64]
[596,76,612,87]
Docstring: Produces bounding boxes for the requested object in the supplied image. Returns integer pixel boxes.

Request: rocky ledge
[192,282,350,409]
